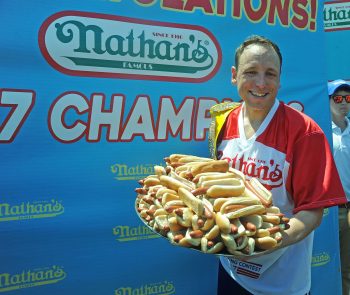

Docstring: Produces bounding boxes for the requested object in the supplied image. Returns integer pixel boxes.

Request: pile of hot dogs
[135,154,290,256]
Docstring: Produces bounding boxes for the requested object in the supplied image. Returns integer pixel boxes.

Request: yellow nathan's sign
[113,224,160,241]
[111,162,163,180]
[115,280,175,295]
[0,266,66,292]
[0,199,64,221]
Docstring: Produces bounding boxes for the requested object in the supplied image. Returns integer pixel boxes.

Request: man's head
[328,79,350,119]
[232,35,282,115]
[234,35,282,73]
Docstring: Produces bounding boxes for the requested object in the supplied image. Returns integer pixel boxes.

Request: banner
[324,0,350,81]
[0,1,341,294]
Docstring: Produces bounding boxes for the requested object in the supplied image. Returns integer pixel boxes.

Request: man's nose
[255,74,266,87]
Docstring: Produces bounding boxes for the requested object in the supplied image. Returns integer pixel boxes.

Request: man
[208,35,347,295]
[328,79,350,295]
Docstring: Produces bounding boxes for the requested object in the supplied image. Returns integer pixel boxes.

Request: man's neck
[332,114,348,132]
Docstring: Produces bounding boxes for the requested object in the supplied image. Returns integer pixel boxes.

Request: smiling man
[209,35,347,295]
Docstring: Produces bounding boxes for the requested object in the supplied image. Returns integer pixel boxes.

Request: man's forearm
[280,208,324,248]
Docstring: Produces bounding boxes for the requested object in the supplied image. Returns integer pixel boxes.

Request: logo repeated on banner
[0,265,66,292]
[113,224,160,242]
[0,199,64,222]
[115,281,175,295]
[111,162,163,181]
[312,252,331,267]
[324,1,350,31]
[39,11,222,82]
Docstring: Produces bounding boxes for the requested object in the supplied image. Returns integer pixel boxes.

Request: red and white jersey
[218,100,345,295]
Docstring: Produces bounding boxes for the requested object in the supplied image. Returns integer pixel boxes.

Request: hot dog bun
[225,205,266,219]
[190,160,229,176]
[206,179,245,198]
[178,187,204,216]
[254,236,278,250]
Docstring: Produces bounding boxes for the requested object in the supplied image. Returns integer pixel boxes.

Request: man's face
[330,89,350,118]
[232,44,281,113]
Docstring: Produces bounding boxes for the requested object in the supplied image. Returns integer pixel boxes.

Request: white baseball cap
[328,79,350,95]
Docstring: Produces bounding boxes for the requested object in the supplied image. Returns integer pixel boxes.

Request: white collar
[238,99,279,142]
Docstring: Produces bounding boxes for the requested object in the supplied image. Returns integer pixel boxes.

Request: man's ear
[231,66,237,84]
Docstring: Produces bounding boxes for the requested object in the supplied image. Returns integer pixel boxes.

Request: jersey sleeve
[286,131,346,214]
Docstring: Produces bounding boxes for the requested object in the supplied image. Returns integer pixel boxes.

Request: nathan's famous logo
[0,265,66,293]
[312,252,331,267]
[324,2,350,31]
[0,199,64,222]
[219,154,283,189]
[39,11,221,82]
[115,281,175,295]
[111,162,163,181]
[113,225,160,242]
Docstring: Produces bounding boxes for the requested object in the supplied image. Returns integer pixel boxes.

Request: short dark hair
[235,35,282,72]
[332,85,350,94]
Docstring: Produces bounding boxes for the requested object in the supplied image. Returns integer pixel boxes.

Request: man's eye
[267,72,277,77]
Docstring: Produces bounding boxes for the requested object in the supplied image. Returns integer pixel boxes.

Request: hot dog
[224,205,266,219]
[254,236,278,250]
[169,171,196,190]
[261,214,281,225]
[201,237,224,254]
[218,198,262,214]
[175,207,194,227]
[178,187,204,216]
[228,167,246,182]
[192,214,215,231]
[206,182,245,198]
[154,215,170,234]
[163,200,186,213]
[221,233,238,253]
[190,160,229,177]
[154,165,167,176]
[160,175,193,191]
[204,224,221,240]
[178,155,214,163]
[246,178,273,207]
[197,172,243,186]
[241,237,255,255]
[161,192,180,206]
[240,215,263,229]
[215,212,231,234]
[201,178,244,188]
[184,228,202,246]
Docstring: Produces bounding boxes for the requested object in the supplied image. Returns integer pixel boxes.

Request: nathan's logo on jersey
[0,199,64,222]
[39,11,221,82]
[312,252,330,267]
[221,155,283,189]
[115,281,175,295]
[111,163,163,181]
[113,225,160,242]
[0,265,66,292]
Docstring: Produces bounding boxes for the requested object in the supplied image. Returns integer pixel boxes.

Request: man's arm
[280,208,324,248]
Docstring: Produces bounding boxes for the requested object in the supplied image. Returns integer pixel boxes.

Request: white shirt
[332,117,350,200]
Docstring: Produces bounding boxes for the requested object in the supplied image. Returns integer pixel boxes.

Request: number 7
[0,89,35,143]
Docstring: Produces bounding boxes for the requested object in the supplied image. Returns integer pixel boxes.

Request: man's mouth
[250,91,268,98]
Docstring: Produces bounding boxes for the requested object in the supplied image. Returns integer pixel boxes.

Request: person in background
[208,35,347,295]
[328,79,350,295]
